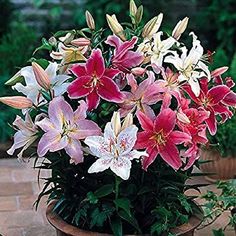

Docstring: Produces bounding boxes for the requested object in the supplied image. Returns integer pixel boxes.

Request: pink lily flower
[119,71,160,118]
[67,49,123,110]
[7,113,39,160]
[183,78,232,135]
[135,109,191,170]
[36,97,101,163]
[105,35,144,73]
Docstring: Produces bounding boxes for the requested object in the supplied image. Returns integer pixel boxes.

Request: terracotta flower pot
[46,202,202,236]
[200,148,236,181]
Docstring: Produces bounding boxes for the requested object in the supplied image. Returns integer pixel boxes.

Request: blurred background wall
[0,0,235,147]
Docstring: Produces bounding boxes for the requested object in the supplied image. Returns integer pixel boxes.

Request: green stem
[115,175,121,211]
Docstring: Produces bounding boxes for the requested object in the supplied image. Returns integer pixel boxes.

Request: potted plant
[200,113,236,181]
[1,1,236,235]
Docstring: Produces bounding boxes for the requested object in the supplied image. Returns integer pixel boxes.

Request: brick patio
[0,157,235,236]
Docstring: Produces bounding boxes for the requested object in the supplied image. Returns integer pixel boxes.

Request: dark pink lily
[135,109,191,170]
[177,102,209,169]
[183,78,231,135]
[105,35,144,73]
[67,49,123,110]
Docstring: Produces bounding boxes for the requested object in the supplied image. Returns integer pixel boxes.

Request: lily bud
[71,38,91,47]
[177,111,190,124]
[0,96,33,109]
[135,5,143,24]
[106,14,126,41]
[142,13,163,39]
[211,66,228,78]
[111,112,121,136]
[5,70,23,86]
[172,17,189,40]
[85,10,95,30]
[32,62,51,90]
[130,0,137,24]
[131,67,146,76]
[59,32,75,44]
[122,113,133,130]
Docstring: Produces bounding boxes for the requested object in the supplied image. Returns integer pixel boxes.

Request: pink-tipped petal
[142,147,159,171]
[222,92,236,106]
[135,131,154,149]
[205,109,217,135]
[154,108,176,135]
[86,49,105,78]
[86,90,100,110]
[208,85,230,104]
[136,111,154,131]
[159,140,182,170]
[67,76,93,98]
[169,131,191,145]
[97,76,123,103]
[103,68,120,79]
[71,65,86,77]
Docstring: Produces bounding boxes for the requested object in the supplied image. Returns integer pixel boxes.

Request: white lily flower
[13,62,70,105]
[165,32,210,96]
[149,32,176,67]
[84,112,147,180]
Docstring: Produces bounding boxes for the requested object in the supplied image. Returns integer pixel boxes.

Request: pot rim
[46,201,203,236]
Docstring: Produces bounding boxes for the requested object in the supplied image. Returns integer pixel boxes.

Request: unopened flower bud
[59,32,75,44]
[0,96,33,109]
[131,67,146,76]
[5,70,23,86]
[122,113,133,130]
[48,36,57,46]
[111,112,121,136]
[142,13,163,39]
[32,62,51,90]
[71,38,91,47]
[85,10,95,30]
[211,66,228,78]
[177,111,190,124]
[172,17,189,40]
[135,5,143,24]
[106,14,126,41]
[130,0,137,24]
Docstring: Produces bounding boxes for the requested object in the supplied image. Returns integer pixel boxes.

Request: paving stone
[0,227,24,236]
[0,196,17,212]
[23,225,55,236]
[0,211,44,227]
[12,169,38,183]
[0,168,13,182]
[0,182,33,196]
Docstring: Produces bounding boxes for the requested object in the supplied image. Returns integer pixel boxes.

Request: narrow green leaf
[110,217,122,236]
[94,184,114,198]
[114,198,131,216]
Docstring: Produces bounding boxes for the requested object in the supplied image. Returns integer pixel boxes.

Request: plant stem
[115,175,121,211]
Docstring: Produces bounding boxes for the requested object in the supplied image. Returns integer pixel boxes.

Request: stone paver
[0,157,235,236]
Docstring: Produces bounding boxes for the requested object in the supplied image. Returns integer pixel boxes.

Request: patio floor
[0,157,235,236]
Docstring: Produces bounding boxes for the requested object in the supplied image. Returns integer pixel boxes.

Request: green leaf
[212,229,225,236]
[33,38,52,54]
[110,217,122,236]
[118,210,141,234]
[94,184,114,198]
[86,192,98,204]
[114,198,131,216]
